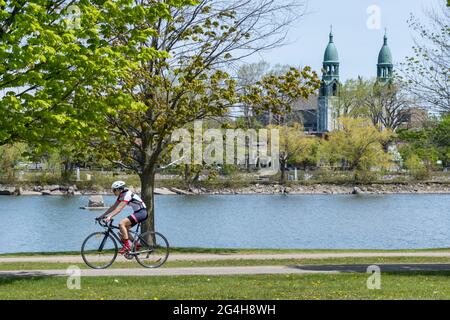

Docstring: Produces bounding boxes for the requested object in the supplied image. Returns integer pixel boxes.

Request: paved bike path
[2,264,450,278]
[2,252,450,263]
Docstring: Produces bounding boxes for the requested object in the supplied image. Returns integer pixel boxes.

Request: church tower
[318,28,340,133]
[377,32,393,83]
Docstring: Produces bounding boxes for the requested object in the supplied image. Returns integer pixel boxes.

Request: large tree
[364,80,412,132]
[399,3,450,113]
[320,117,394,172]
[338,78,412,132]
[236,61,270,128]
[86,0,316,234]
[269,123,318,184]
[0,0,186,157]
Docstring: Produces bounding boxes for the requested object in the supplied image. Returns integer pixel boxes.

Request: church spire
[323,27,339,81]
[377,30,393,83]
[318,29,341,133]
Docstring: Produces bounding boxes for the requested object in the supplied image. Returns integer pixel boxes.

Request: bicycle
[81,218,169,269]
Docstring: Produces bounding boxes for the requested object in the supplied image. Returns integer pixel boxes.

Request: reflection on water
[0,194,449,253]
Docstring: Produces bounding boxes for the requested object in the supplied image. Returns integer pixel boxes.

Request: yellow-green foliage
[405,154,430,180]
[320,117,394,172]
[269,123,319,167]
[0,143,27,182]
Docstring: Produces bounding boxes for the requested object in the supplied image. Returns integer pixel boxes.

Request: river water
[0,194,449,253]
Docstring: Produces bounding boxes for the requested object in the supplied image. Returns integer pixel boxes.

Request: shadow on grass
[0,251,81,257]
[291,264,450,274]
[0,272,59,286]
[169,247,242,254]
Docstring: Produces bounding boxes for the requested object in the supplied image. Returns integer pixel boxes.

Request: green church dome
[323,32,339,63]
[378,35,393,65]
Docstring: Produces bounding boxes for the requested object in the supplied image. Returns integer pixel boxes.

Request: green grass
[1,256,450,271]
[2,272,450,299]
[3,255,450,299]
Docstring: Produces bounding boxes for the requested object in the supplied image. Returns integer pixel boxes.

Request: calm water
[0,194,449,253]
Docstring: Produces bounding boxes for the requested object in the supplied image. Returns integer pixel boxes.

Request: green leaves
[240,66,320,117]
[0,0,180,149]
[321,117,394,172]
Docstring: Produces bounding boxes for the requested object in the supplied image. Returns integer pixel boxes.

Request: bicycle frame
[82,218,169,269]
[97,219,142,253]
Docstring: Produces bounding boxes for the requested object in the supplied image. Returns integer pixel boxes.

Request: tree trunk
[280,159,287,185]
[184,164,190,188]
[139,166,156,234]
[61,159,73,182]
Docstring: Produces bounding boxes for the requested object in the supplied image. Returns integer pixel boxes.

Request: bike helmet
[111,181,126,190]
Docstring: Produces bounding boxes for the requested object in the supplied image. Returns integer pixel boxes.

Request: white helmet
[111,181,126,190]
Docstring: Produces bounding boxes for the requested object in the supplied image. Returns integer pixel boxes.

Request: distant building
[377,33,394,85]
[247,29,425,132]
[317,29,394,133]
[398,107,429,130]
[291,95,318,132]
[317,29,340,133]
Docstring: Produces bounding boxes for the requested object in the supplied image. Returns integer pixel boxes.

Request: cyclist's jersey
[116,189,147,213]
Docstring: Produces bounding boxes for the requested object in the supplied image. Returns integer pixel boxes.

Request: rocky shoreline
[210,183,450,195]
[1,182,450,196]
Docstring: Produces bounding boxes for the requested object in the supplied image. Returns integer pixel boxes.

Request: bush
[405,155,431,180]
[354,170,379,184]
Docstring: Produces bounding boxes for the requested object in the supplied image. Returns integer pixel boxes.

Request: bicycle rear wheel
[134,231,169,268]
[81,232,118,269]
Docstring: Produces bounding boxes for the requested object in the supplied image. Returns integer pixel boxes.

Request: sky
[244,0,444,81]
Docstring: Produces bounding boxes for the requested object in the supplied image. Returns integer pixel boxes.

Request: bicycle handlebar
[96,217,114,227]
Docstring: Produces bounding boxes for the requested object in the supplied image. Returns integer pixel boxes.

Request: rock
[154,188,177,195]
[41,190,52,195]
[352,187,363,195]
[0,186,16,195]
[33,186,42,192]
[168,187,193,195]
[14,187,23,195]
[46,185,60,192]
[50,190,65,196]
[67,186,75,196]
[21,190,42,195]
[88,195,105,207]
[188,187,200,194]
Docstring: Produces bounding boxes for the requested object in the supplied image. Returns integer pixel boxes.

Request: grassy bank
[2,272,450,299]
[3,251,450,299]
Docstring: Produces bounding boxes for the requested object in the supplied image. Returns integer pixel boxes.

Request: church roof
[323,32,339,63]
[378,34,393,65]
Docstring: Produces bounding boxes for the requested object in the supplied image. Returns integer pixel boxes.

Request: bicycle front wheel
[134,231,169,268]
[81,232,118,269]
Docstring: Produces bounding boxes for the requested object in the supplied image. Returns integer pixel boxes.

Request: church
[300,29,394,133]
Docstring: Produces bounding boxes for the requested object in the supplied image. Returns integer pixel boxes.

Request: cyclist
[99,181,148,254]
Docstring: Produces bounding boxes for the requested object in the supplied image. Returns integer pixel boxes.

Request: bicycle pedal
[123,253,134,260]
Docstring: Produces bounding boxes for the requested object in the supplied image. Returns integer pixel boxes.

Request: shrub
[405,155,430,180]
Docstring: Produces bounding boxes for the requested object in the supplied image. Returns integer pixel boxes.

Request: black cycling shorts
[127,209,148,227]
